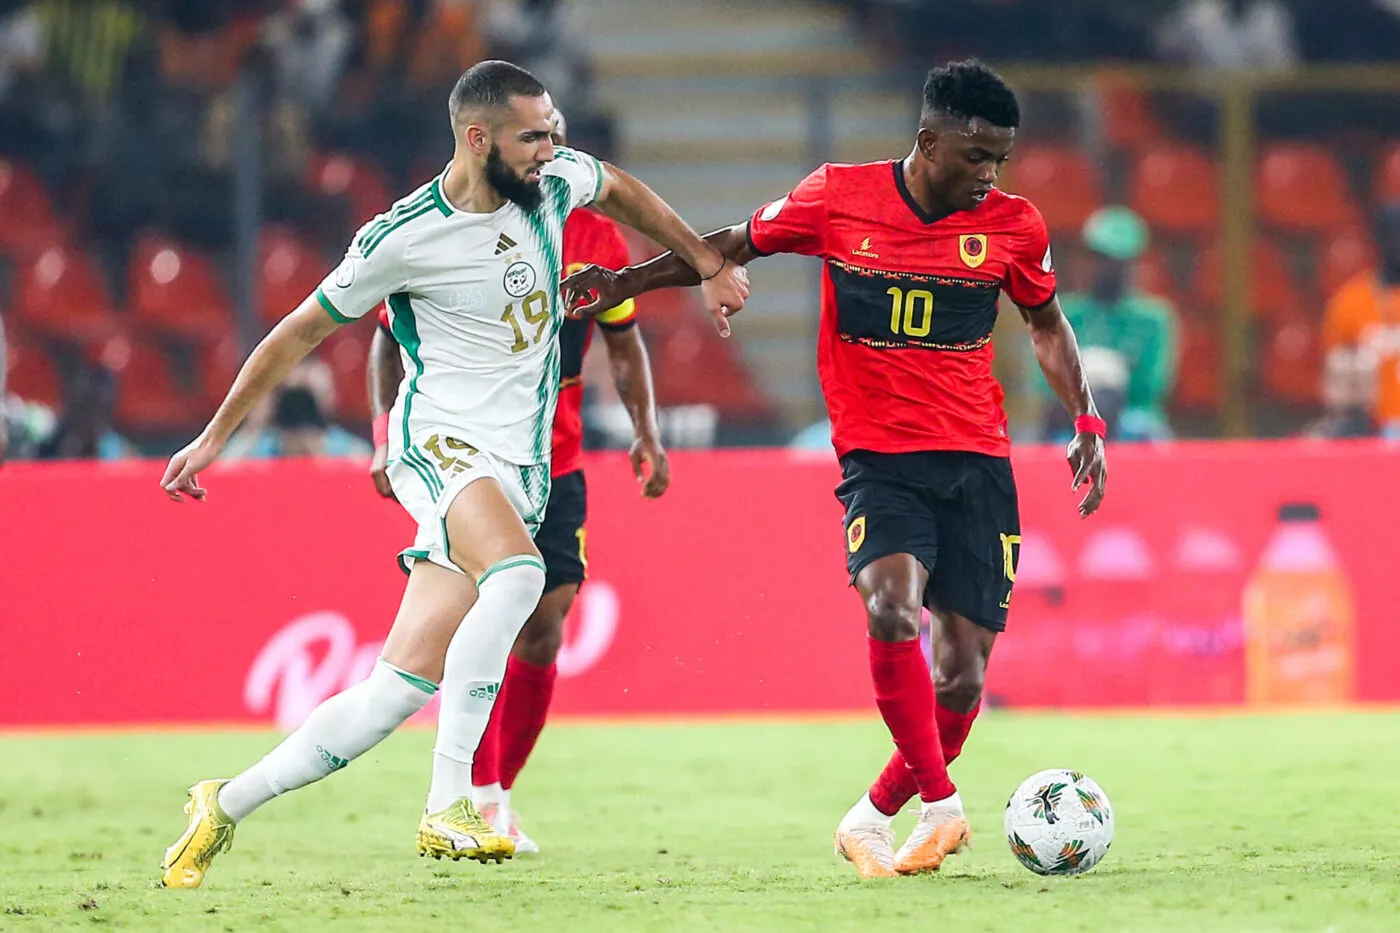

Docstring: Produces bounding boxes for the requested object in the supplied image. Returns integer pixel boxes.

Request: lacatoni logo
[245,582,622,728]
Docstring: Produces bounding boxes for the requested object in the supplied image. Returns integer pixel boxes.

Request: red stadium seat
[5,334,63,406]
[108,339,200,432]
[1130,145,1218,235]
[1172,313,1223,412]
[1006,145,1102,233]
[308,153,393,228]
[1195,238,1305,323]
[1374,141,1400,201]
[14,247,121,341]
[196,333,242,413]
[1256,145,1360,232]
[1136,249,1178,304]
[259,226,327,326]
[318,324,373,424]
[1096,78,1162,150]
[1259,316,1322,405]
[129,234,234,340]
[0,159,64,255]
[1317,227,1374,300]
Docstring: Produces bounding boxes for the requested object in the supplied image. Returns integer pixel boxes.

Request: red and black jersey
[376,207,635,478]
[554,208,636,477]
[747,161,1055,459]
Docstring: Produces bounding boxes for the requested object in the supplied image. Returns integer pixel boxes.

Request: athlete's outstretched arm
[368,321,405,500]
[562,223,759,334]
[592,166,750,335]
[160,297,342,501]
[600,325,668,499]
[1022,295,1107,517]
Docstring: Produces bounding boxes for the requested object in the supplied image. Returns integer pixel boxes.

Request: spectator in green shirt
[1039,206,1179,443]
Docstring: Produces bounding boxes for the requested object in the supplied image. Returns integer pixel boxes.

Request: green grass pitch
[1,711,1396,932]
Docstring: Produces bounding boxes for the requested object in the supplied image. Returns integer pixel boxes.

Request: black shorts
[835,450,1020,633]
[535,469,588,592]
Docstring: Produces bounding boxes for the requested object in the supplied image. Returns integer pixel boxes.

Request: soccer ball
[1003,769,1114,875]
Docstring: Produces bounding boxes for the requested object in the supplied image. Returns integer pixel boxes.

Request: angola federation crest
[847,516,867,554]
[959,234,988,269]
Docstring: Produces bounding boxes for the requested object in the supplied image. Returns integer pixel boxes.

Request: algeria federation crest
[959,234,988,269]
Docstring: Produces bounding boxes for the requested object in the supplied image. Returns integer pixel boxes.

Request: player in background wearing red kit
[563,61,1107,878]
[369,113,669,854]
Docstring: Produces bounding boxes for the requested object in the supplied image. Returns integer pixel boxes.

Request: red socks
[868,637,955,805]
[497,656,557,790]
[471,700,503,788]
[937,700,981,764]
[868,697,983,816]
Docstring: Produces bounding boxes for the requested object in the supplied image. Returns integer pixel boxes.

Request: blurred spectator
[225,358,371,459]
[1155,0,1296,70]
[1038,207,1179,443]
[1318,203,1400,440]
[0,1,40,99]
[35,362,136,460]
[262,0,352,116]
[484,0,592,116]
[34,0,149,104]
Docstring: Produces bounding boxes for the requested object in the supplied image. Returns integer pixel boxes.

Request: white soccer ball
[1003,769,1114,875]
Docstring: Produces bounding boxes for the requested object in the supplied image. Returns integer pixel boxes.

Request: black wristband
[698,258,727,281]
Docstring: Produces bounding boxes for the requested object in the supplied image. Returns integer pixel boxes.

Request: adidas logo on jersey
[494,233,518,255]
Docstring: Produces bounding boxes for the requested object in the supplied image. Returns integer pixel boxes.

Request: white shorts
[388,432,552,575]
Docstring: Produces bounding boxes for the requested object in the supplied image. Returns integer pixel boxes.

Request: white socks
[840,792,896,831]
[425,556,546,813]
[218,659,436,822]
[920,792,964,816]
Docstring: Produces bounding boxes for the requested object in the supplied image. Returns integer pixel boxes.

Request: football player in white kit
[157,61,749,889]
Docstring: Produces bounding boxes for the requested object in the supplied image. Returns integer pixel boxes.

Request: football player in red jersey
[369,113,669,855]
[563,60,1107,878]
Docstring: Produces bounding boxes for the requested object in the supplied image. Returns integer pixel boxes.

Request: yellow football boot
[416,797,514,863]
[160,780,236,889]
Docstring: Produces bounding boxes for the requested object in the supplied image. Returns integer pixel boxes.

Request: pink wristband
[1074,414,1107,437]
[372,413,390,448]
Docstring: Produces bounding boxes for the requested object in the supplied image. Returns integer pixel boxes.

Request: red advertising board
[1,441,1396,727]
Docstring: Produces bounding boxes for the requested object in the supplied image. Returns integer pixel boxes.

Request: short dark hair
[449,60,547,123]
[922,59,1020,129]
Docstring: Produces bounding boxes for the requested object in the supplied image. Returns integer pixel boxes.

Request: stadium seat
[1136,249,1178,304]
[1006,145,1102,233]
[0,159,64,255]
[1129,145,1218,235]
[4,334,63,406]
[196,333,242,413]
[1096,78,1162,150]
[1172,313,1223,412]
[1373,141,1400,201]
[308,154,392,228]
[259,226,327,325]
[14,247,121,342]
[109,339,200,432]
[318,324,373,424]
[129,234,234,340]
[1256,144,1360,232]
[1259,316,1322,405]
[1195,238,1305,323]
[1317,227,1374,299]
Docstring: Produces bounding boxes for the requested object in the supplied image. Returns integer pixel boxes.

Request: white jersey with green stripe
[315,146,604,467]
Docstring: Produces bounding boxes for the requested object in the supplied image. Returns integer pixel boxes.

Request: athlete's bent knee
[933,661,985,711]
[864,588,923,642]
[513,610,564,666]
